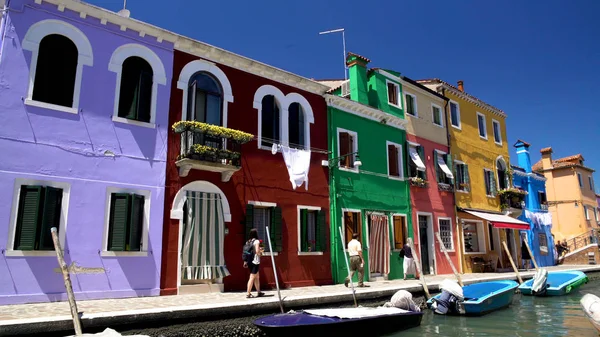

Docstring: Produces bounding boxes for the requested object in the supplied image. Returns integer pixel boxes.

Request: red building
[160,46,332,295]
[399,77,459,276]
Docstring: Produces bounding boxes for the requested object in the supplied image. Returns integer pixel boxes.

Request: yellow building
[419,79,528,273]
[533,148,598,242]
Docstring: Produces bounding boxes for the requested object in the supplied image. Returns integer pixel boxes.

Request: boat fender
[531,268,548,295]
[440,279,464,300]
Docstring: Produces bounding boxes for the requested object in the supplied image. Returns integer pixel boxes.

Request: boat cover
[67,328,149,337]
[304,307,410,319]
[581,294,600,321]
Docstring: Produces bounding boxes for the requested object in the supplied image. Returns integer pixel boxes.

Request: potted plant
[409,177,428,188]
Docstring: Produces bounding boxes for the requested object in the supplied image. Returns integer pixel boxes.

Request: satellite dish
[271,144,278,155]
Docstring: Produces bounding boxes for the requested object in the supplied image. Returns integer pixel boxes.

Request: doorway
[417,214,435,275]
[368,213,390,276]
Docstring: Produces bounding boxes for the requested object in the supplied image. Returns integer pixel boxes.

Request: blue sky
[91,0,600,193]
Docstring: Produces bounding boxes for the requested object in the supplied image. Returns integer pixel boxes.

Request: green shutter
[300,209,308,252]
[464,164,470,192]
[39,187,63,250]
[433,150,439,183]
[418,146,426,180]
[128,194,145,251]
[316,210,326,252]
[271,207,283,252]
[245,204,254,239]
[14,186,43,251]
[108,193,131,251]
[445,154,453,184]
[490,172,497,196]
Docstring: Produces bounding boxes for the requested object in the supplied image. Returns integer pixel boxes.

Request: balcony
[438,182,454,192]
[172,121,254,182]
[499,188,527,218]
[408,177,428,188]
[541,203,549,211]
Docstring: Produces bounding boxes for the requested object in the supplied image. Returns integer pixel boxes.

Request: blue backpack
[242,239,255,262]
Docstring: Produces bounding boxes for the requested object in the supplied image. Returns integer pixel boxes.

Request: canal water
[387,280,600,337]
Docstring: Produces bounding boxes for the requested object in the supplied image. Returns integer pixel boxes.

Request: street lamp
[323,151,362,168]
[318,28,347,80]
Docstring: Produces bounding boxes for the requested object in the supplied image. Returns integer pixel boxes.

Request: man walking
[345,233,369,288]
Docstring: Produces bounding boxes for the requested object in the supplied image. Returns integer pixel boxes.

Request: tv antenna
[319,28,347,80]
[117,0,130,18]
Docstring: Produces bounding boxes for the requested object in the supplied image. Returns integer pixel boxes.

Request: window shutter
[128,194,145,251]
[14,186,43,251]
[137,70,153,123]
[108,193,131,251]
[418,146,426,179]
[388,144,399,176]
[316,210,327,252]
[339,132,349,167]
[245,204,254,239]
[454,163,460,190]
[271,207,283,252]
[433,151,439,182]
[464,164,470,192]
[39,187,63,250]
[490,172,497,196]
[347,134,354,168]
[300,209,308,252]
[445,154,453,184]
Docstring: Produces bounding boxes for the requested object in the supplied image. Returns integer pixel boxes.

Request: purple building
[0,0,173,304]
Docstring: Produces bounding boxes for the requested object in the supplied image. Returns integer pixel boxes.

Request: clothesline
[257,137,330,155]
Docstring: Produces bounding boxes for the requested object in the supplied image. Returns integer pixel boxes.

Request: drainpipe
[0,0,10,63]
[441,86,463,274]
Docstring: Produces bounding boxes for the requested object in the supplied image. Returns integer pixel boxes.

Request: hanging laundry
[281,145,311,190]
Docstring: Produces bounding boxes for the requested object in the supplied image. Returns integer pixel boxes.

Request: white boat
[580,293,600,332]
[66,328,149,337]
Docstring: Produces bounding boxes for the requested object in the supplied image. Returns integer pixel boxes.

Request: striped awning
[464,210,529,230]
[182,191,230,280]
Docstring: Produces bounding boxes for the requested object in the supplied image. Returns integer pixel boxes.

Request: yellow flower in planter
[172,121,254,143]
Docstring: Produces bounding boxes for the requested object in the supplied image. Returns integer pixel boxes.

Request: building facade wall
[160,49,331,294]
[0,0,173,304]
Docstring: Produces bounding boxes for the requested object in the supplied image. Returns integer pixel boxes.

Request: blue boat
[254,307,423,337]
[427,280,519,316]
[519,270,588,296]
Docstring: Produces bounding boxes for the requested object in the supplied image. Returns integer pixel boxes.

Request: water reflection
[388,281,599,337]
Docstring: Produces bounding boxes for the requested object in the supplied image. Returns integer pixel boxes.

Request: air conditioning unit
[341,80,350,97]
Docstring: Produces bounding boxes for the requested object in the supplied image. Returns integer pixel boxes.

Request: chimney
[457,80,464,92]
[540,147,553,170]
[346,52,370,104]
[514,140,532,173]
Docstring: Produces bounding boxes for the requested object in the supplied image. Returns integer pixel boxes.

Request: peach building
[533,147,598,240]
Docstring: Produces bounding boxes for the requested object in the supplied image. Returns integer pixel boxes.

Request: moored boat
[254,290,423,337]
[427,280,519,316]
[519,270,588,296]
[581,293,600,333]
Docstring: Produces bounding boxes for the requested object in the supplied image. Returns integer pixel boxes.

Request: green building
[322,53,411,283]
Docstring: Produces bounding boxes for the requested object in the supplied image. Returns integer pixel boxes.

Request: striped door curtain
[182,191,230,280]
[368,214,391,275]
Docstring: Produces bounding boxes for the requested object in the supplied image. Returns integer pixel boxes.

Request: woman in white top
[244,228,264,298]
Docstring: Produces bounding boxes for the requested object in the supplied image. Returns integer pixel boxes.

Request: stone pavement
[1,264,598,336]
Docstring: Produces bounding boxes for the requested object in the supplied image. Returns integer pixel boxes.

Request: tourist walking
[244,229,265,298]
[401,241,419,280]
[345,233,369,288]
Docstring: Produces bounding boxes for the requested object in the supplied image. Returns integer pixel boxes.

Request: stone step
[179,283,224,295]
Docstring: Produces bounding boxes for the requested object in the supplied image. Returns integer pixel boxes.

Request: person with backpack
[243,228,264,298]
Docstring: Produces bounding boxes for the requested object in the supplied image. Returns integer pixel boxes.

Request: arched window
[261,95,280,147]
[118,57,153,123]
[497,158,509,190]
[187,72,223,126]
[32,34,78,108]
[288,102,305,149]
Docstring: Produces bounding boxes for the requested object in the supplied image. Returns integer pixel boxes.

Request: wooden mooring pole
[435,232,464,287]
[522,238,539,271]
[51,227,83,335]
[502,240,523,284]
[408,237,431,299]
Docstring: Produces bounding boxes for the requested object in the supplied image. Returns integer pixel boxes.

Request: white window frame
[483,168,495,197]
[449,100,461,129]
[578,172,583,187]
[248,200,279,256]
[404,92,417,116]
[462,220,486,254]
[391,213,408,252]
[108,44,167,129]
[337,127,359,173]
[476,112,487,140]
[386,141,404,180]
[454,160,469,194]
[101,187,151,257]
[437,217,455,252]
[492,119,502,145]
[297,205,323,256]
[589,176,594,191]
[386,80,402,109]
[431,103,443,127]
[341,208,362,252]
[585,206,591,220]
[6,178,71,257]
[253,85,315,151]
[22,19,94,114]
